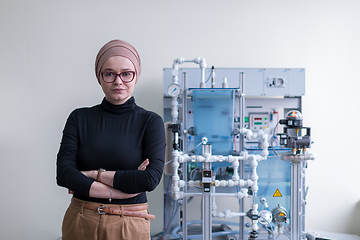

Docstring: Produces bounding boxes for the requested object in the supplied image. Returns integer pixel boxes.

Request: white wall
[0,0,359,239]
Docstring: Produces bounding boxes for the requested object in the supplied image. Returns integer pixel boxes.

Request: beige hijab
[95,39,141,84]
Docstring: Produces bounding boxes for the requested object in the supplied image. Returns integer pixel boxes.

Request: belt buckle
[97,206,107,215]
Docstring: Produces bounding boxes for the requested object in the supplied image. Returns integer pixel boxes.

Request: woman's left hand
[81,158,149,181]
[137,158,149,171]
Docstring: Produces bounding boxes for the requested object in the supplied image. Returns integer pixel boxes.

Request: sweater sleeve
[113,114,166,193]
[56,110,94,196]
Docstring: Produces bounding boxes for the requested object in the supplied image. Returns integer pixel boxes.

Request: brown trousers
[62,198,151,240]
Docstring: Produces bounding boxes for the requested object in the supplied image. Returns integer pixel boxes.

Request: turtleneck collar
[101,97,136,115]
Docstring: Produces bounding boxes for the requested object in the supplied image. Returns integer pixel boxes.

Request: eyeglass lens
[102,71,135,83]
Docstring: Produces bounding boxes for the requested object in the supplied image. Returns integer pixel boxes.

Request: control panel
[249,112,270,131]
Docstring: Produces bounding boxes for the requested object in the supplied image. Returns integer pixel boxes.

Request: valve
[168,123,182,150]
[201,170,214,192]
[246,209,259,221]
[248,230,258,240]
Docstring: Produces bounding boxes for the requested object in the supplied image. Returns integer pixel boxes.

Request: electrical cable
[271,122,280,156]
[193,141,203,150]
[152,176,172,240]
[187,135,192,148]
[283,231,291,239]
[183,140,204,155]
[171,220,250,239]
[164,159,173,165]
[152,176,174,240]
[153,192,195,239]
[155,199,179,240]
[189,168,200,181]
[163,176,172,233]
[260,215,275,240]
[273,232,281,239]
[161,196,196,240]
[205,71,212,83]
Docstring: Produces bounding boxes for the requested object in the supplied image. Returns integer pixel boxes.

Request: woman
[56,39,166,240]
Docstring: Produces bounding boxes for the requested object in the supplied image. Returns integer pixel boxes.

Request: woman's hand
[80,159,149,193]
[89,181,141,199]
[138,158,149,170]
[114,190,140,199]
[81,158,148,181]
[81,170,97,180]
[68,186,138,200]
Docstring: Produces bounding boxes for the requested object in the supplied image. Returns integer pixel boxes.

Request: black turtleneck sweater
[56,97,166,204]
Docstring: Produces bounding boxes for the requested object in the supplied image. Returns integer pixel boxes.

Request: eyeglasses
[100,71,136,83]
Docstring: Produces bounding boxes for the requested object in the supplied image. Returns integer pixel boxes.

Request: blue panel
[248,148,291,214]
[192,89,235,160]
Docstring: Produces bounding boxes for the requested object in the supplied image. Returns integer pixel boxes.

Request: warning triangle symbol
[273,188,282,197]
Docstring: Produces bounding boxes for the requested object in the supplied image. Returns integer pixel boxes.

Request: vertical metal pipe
[182,72,187,152]
[182,72,188,240]
[239,72,245,240]
[202,162,212,240]
[202,193,212,240]
[299,97,306,240]
[291,162,301,240]
[301,162,307,240]
[182,162,188,240]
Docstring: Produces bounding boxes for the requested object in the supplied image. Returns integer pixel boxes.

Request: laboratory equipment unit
[160,58,314,240]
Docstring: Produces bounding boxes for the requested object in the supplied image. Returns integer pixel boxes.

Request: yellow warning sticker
[279,212,285,216]
[273,188,282,197]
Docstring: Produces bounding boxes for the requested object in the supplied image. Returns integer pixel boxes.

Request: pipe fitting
[238,179,244,187]
[227,180,234,187]
[232,159,239,167]
[236,189,248,199]
[245,179,253,187]
[178,180,186,188]
[199,58,206,68]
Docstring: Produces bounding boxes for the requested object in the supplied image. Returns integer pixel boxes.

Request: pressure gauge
[167,83,181,97]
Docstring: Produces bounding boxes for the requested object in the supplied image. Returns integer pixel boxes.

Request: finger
[143,159,149,166]
[139,164,147,170]
[138,159,149,170]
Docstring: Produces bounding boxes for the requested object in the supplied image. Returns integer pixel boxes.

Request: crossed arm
[58,109,165,200]
[72,159,150,200]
